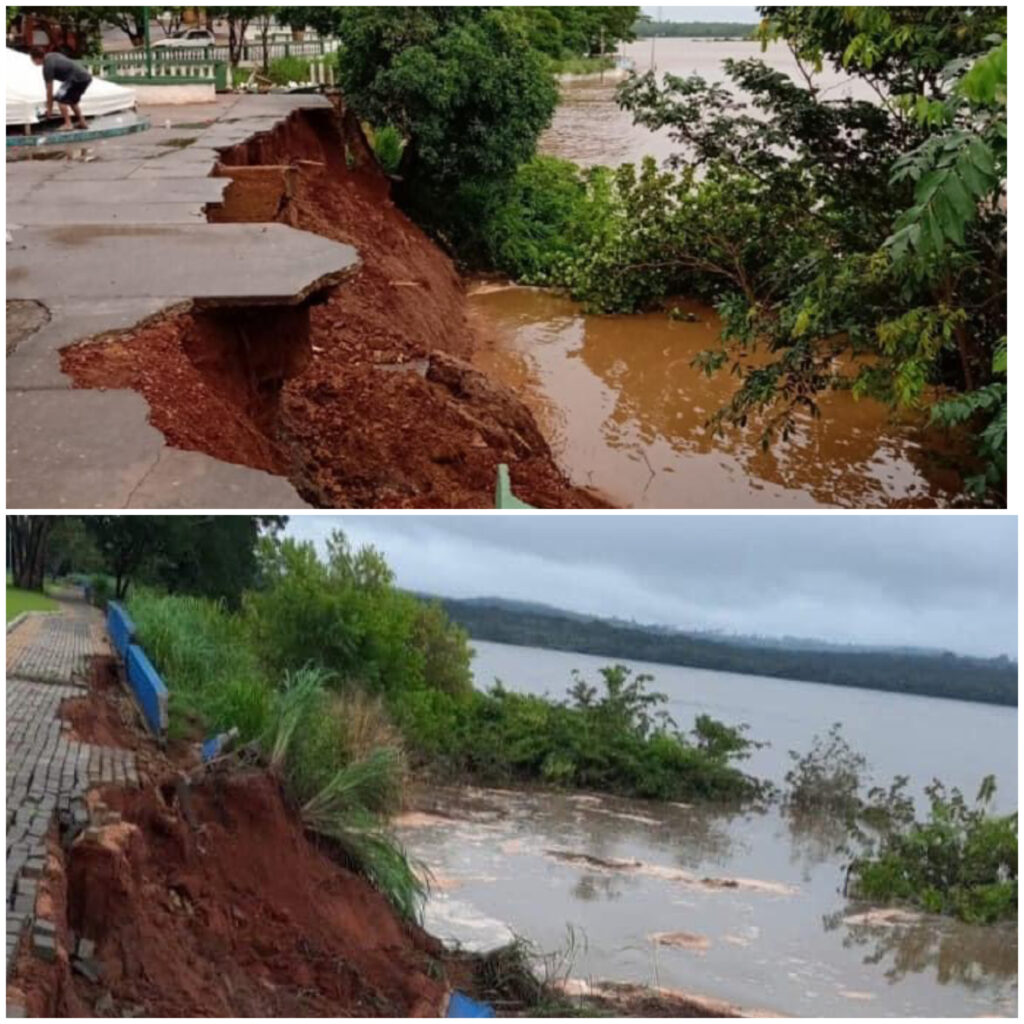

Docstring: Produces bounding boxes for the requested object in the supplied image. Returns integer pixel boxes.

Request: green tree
[207,6,266,66]
[274,6,340,40]
[46,517,102,577]
[333,7,558,216]
[84,515,284,602]
[245,529,471,697]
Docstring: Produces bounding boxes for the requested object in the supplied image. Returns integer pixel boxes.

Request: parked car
[151,27,215,49]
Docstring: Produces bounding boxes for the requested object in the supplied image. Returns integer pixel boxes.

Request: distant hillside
[426,596,1018,708]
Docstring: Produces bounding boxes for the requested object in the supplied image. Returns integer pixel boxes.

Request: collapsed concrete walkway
[6,95,359,509]
[5,597,139,1007]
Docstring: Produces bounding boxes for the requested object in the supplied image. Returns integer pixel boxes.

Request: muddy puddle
[469,287,966,508]
[396,784,1017,1018]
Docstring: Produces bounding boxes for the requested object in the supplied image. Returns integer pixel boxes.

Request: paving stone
[6,609,140,993]
[33,931,57,962]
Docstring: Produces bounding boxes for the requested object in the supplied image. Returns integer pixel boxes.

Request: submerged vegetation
[850,777,1017,924]
[785,725,1017,923]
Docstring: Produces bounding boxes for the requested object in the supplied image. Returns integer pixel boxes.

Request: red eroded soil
[59,106,602,508]
[62,773,447,1017]
[60,657,144,751]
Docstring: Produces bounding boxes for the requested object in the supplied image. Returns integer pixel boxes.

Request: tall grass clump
[370,124,405,174]
[263,666,425,919]
[128,590,271,742]
[266,55,311,86]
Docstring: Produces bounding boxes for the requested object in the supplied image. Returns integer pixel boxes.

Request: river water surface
[395,641,1017,1017]
[468,38,968,508]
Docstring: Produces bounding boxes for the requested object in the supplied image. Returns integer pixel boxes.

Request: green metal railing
[495,465,534,509]
[100,37,338,67]
[86,50,337,92]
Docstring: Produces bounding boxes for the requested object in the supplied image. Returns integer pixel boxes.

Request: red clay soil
[57,773,447,1017]
[60,657,145,750]
[59,106,602,509]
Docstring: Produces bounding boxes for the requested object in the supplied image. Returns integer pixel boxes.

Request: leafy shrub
[459,156,615,282]
[785,722,867,817]
[396,664,766,803]
[850,776,1017,923]
[266,56,311,86]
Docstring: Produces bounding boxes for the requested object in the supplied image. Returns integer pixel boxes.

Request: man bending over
[30,47,92,131]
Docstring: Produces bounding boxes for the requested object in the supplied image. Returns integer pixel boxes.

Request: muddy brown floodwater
[510,39,971,508]
[470,287,965,509]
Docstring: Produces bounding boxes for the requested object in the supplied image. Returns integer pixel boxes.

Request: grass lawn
[6,585,58,622]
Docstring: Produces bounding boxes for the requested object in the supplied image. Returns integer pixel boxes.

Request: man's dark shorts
[57,78,90,106]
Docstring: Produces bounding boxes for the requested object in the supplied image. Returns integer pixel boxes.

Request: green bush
[244,534,472,699]
[850,776,1017,923]
[458,155,615,283]
[396,665,766,803]
[266,56,311,86]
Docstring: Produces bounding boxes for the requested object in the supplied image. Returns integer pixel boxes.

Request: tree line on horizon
[431,595,1018,707]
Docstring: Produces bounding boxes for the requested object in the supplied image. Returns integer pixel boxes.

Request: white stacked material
[6,47,137,126]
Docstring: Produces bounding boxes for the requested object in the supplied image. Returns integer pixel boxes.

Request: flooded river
[542,39,880,169]
[396,641,1018,1017]
[469,38,967,508]
[470,289,963,508]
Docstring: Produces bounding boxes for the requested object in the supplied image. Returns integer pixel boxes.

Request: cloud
[285,515,1017,659]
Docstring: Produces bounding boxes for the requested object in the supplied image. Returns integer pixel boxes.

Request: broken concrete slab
[6,93,347,510]
[125,448,310,509]
[7,389,310,510]
[11,203,210,226]
[6,296,182,391]
[8,224,358,306]
[48,160,148,182]
[7,389,166,509]
[36,177,227,206]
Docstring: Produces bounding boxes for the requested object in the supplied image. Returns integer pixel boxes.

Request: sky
[284,516,1017,659]
[640,6,760,22]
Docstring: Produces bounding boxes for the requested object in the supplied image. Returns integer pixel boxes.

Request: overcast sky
[641,6,759,22]
[284,516,1017,659]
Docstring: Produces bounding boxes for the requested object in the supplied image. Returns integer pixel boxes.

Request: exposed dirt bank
[59,105,601,508]
[65,774,447,1016]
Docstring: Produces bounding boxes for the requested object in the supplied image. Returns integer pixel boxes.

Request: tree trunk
[8,516,52,592]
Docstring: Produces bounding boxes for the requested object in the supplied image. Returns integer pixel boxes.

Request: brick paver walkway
[6,613,107,687]
[5,598,139,979]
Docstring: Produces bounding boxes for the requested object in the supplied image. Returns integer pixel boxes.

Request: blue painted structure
[106,602,136,659]
[126,643,169,736]
[447,992,495,1018]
